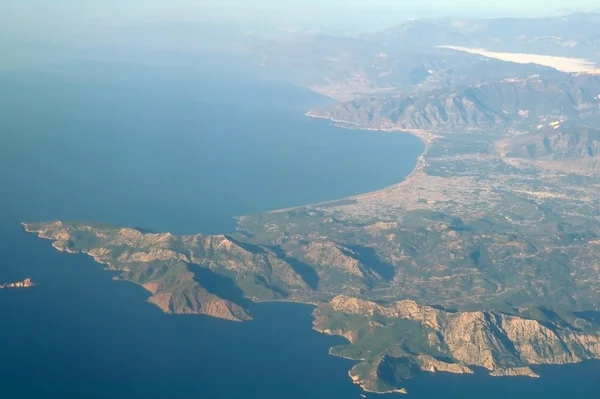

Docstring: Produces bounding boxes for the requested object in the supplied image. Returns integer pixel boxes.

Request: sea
[0,53,599,398]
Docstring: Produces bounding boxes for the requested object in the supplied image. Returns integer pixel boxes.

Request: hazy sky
[1,0,598,38]
[0,0,597,69]
[200,0,596,9]
[1,0,598,25]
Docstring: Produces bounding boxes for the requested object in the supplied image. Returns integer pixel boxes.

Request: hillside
[497,127,600,175]
[23,11,600,396]
[314,296,600,393]
[310,74,600,131]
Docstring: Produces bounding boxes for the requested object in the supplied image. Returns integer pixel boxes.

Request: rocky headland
[20,12,600,395]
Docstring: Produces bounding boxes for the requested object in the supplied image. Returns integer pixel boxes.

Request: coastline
[267,110,431,214]
[252,298,320,307]
[19,92,434,395]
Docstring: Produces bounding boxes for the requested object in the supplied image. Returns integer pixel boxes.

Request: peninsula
[23,115,600,393]
[22,12,600,395]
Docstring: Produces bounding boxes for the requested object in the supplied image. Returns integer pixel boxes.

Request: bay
[1,54,599,398]
[0,55,418,398]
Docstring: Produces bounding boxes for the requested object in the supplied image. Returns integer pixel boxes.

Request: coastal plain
[23,12,600,395]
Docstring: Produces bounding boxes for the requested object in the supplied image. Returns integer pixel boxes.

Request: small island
[0,278,35,289]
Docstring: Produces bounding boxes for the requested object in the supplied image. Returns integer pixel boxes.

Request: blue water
[0,57,423,235]
[0,225,362,399]
[0,56,598,398]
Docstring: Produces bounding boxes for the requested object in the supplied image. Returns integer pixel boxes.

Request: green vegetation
[22,11,600,395]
